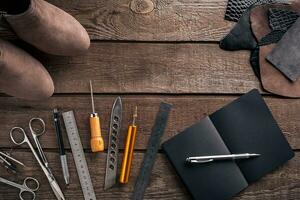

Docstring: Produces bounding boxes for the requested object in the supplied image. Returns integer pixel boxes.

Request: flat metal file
[104,97,122,190]
[132,103,172,200]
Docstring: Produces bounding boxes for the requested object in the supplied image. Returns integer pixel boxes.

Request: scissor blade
[49,178,65,200]
[0,152,25,167]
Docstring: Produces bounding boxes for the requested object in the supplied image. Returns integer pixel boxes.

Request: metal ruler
[62,111,97,200]
[104,97,122,190]
[132,103,172,200]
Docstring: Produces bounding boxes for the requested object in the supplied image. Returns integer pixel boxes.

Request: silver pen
[186,153,260,164]
[53,109,70,185]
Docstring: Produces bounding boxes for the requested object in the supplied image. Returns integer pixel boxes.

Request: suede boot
[3,0,90,56]
[0,39,54,100]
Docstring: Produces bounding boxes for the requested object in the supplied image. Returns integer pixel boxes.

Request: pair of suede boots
[221,1,300,98]
[0,0,90,100]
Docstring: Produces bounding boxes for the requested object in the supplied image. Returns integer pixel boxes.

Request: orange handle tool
[89,80,104,152]
[120,107,138,184]
[90,113,104,152]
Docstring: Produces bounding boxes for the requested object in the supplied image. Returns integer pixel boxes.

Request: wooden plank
[0,0,234,41]
[33,43,258,94]
[0,95,298,150]
[0,151,298,199]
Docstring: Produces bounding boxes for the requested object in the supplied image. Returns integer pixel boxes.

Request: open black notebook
[162,89,294,200]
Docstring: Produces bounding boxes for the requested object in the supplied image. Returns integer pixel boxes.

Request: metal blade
[49,178,65,200]
[104,97,122,190]
[0,151,25,167]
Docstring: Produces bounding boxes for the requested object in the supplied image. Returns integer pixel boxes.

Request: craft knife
[53,109,70,185]
[104,97,122,190]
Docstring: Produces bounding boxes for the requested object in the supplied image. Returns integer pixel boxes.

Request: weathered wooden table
[0,0,299,199]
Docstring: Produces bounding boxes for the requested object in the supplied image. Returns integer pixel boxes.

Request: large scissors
[0,176,39,200]
[10,118,65,200]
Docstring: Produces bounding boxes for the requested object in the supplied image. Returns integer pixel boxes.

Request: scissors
[10,118,65,200]
[0,151,25,173]
[0,176,39,200]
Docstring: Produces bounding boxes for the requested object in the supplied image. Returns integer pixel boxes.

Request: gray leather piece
[225,0,288,22]
[269,8,299,30]
[267,18,300,82]
[250,3,300,98]
[220,8,257,50]
[221,3,297,51]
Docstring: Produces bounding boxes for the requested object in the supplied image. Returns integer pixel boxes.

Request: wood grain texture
[0,151,298,200]
[0,95,298,150]
[0,0,234,41]
[0,0,298,199]
[28,42,259,94]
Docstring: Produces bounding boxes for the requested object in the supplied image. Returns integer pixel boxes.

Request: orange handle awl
[89,80,104,152]
[120,107,138,184]
[90,113,104,152]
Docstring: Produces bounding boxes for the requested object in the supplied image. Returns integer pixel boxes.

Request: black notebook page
[162,117,248,200]
[210,89,294,183]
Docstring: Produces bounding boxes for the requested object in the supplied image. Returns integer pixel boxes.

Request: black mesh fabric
[258,30,286,45]
[269,8,299,30]
[225,0,288,22]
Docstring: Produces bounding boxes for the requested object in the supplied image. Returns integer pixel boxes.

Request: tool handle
[54,113,65,155]
[120,125,137,184]
[90,114,104,152]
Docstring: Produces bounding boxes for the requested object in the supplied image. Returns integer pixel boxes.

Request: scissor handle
[19,177,39,200]
[29,118,46,137]
[10,127,28,145]
[23,177,39,192]
[19,189,36,200]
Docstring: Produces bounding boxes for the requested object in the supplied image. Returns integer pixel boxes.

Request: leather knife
[104,97,122,190]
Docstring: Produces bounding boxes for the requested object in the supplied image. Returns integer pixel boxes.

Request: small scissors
[0,151,25,173]
[10,118,65,200]
[28,118,48,168]
[0,176,39,200]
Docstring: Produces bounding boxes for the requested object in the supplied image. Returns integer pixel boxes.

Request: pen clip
[188,159,214,164]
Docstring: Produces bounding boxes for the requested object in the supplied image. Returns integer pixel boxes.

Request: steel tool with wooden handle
[89,80,104,152]
[120,106,138,184]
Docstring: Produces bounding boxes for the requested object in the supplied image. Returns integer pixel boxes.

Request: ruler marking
[62,111,97,200]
